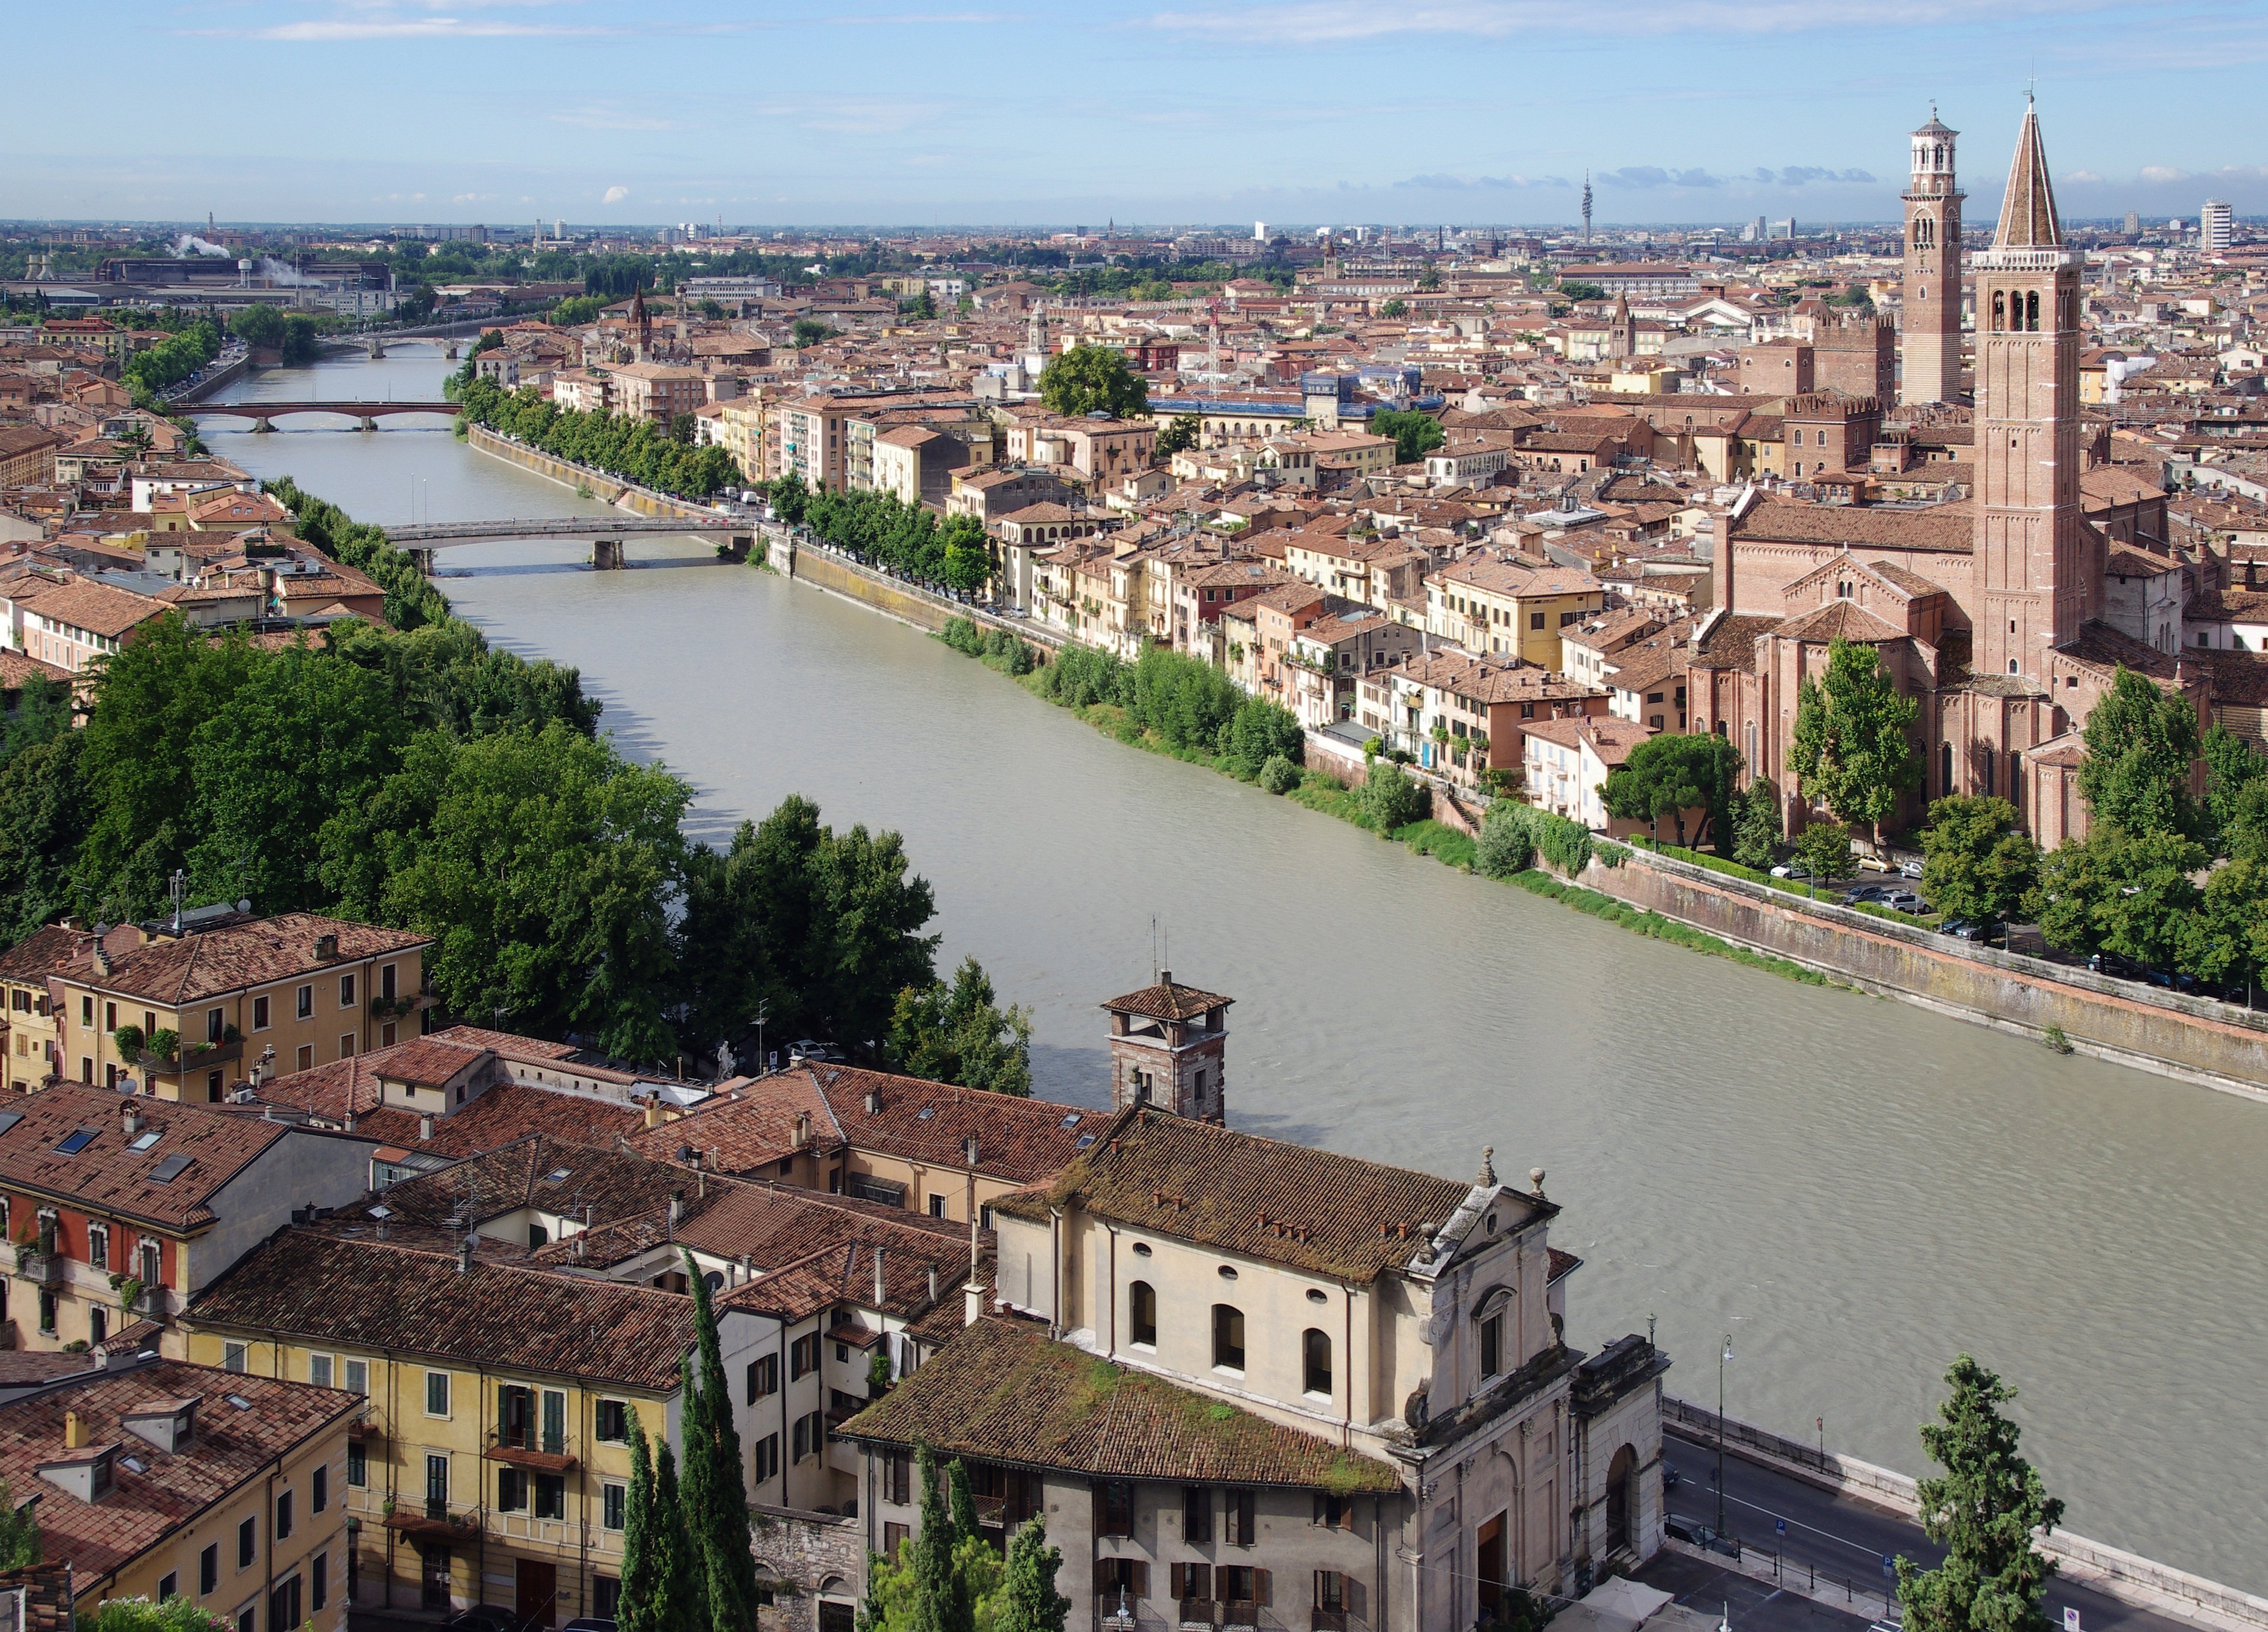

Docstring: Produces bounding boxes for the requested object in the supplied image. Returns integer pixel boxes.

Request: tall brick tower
[1102,972,1231,1124]
[1901,109,1964,405]
[1974,98,2084,683]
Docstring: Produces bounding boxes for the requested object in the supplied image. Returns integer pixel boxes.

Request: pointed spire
[1992,97,2063,250]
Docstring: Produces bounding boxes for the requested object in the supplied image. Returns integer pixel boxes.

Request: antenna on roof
[1149,914,1159,984]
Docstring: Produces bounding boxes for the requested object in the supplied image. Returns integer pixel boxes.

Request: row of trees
[781,478,994,595]
[458,376,741,500]
[225,304,320,364]
[863,1445,1071,1632]
[1031,643,1306,777]
[121,319,219,397]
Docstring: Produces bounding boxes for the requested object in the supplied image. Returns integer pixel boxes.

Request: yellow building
[181,1231,712,1628]
[0,1353,357,1632]
[29,911,431,1102]
[1425,556,1608,669]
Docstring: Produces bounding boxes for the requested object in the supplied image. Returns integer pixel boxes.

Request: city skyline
[8,0,2266,226]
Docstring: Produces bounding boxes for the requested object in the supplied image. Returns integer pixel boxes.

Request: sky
[8,0,2268,229]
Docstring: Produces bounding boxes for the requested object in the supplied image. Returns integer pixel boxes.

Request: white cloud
[241,17,611,40]
[2063,170,2105,184]
[1146,0,2131,43]
[602,184,630,204]
[2138,165,2189,184]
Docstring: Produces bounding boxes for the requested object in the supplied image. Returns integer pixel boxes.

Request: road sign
[2066,1610,2081,1632]
[1883,1555,1896,1577]
[1776,1518,1787,1536]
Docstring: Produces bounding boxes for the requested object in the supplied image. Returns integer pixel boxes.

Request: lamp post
[1718,1334,1733,1540]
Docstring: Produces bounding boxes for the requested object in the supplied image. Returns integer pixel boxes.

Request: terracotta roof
[341,1135,682,1235]
[1773,600,1909,644]
[627,1072,839,1174]
[0,1084,294,1233]
[0,923,84,984]
[1100,980,1231,1024]
[996,1106,1542,1283]
[1991,101,2064,251]
[838,1316,1403,1492]
[1685,613,1782,675]
[1734,493,1973,554]
[0,1358,360,1583]
[808,1065,1096,1183]
[0,649,70,689]
[61,913,431,1007]
[12,578,164,640]
[184,1230,697,1391]
[428,1025,579,1062]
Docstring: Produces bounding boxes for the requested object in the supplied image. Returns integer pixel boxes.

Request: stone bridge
[386,515,763,572]
[174,401,462,430]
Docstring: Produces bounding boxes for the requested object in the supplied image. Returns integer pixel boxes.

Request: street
[1663,1428,2208,1632]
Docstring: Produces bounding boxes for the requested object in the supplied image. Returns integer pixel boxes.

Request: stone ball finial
[1529,1167,1547,1197]
[1476,1146,1496,1187]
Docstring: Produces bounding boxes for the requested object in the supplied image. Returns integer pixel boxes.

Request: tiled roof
[1774,600,1909,644]
[1688,614,1783,674]
[343,1135,682,1235]
[12,578,164,639]
[1735,494,1973,554]
[838,1317,1402,1493]
[428,1025,580,1062]
[628,1072,840,1174]
[0,649,69,689]
[184,1230,697,1391]
[0,1084,291,1233]
[62,913,431,1007]
[808,1065,1096,1183]
[1991,101,2063,251]
[995,1106,1540,1284]
[415,1085,645,1159]
[0,923,84,984]
[1100,981,1231,1024]
[0,1358,360,1582]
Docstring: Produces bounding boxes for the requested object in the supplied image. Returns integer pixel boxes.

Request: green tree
[619,1408,661,1632]
[992,1517,1071,1632]
[1895,1356,2063,1632]
[1415,264,1441,292]
[677,1250,761,1632]
[1,674,73,764]
[885,957,1033,1095]
[1793,818,1851,897]
[1037,344,1148,419]
[2078,666,2201,839]
[229,304,285,350]
[0,1472,39,1568]
[1559,280,1605,302]
[279,313,320,366]
[1919,797,2039,925]
[1789,638,1920,844]
[1153,412,1201,456]
[1600,732,1741,847]
[0,733,84,944]
[1378,299,1407,319]
[2202,721,2267,848]
[940,516,991,597]
[770,469,810,524]
[648,1438,702,1632]
[1360,760,1430,832]
[793,318,839,348]
[2179,857,2268,998]
[1731,776,1783,869]
[1475,798,1535,879]
[909,1443,973,1632]
[1226,697,1304,779]
[947,1458,980,1540]
[1371,408,1445,465]
[92,1600,228,1632]
[2030,827,2205,969]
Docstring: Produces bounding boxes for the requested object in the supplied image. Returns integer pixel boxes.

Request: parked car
[1940,917,2005,942]
[1846,884,1894,904]
[1665,1516,1740,1557]
[1899,858,1925,879]
[1769,861,1811,880]
[441,1609,519,1632]
[2088,950,2145,981]
[2146,966,2203,996]
[786,1039,844,1064]
[1856,854,1893,873]
[563,1620,619,1632]
[1884,891,1928,913]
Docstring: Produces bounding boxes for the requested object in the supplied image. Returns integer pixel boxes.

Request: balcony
[379,1499,482,1543]
[13,1250,62,1288]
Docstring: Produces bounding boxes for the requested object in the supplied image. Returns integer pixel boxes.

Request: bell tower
[1102,973,1231,1125]
[1974,98,2084,684]
[1900,108,1964,405]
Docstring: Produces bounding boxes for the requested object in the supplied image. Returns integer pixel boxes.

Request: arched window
[1303,1329,1332,1396]
[1211,1304,1245,1370]
[1992,292,2006,331]
[1130,1281,1157,1347]
[2026,291,2040,331]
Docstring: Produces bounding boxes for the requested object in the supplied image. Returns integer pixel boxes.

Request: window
[309,1355,333,1389]
[338,974,356,1010]
[1315,1494,1353,1529]
[1226,1488,1257,1547]
[1315,1570,1353,1614]
[1129,1281,1157,1347]
[597,1399,629,1441]
[425,1371,451,1417]
[238,1514,256,1569]
[1218,1565,1269,1606]
[497,1468,528,1512]
[542,1389,566,1454]
[311,1555,328,1614]
[296,1045,312,1073]
[593,1579,621,1620]
[347,1441,367,1488]
[1100,1481,1133,1538]
[883,1521,910,1559]
[252,996,270,1031]
[603,1482,628,1531]
[88,1223,108,1269]
[160,1573,178,1601]
[746,1355,779,1403]
[790,1333,820,1380]
[344,1357,368,1395]
[270,1577,299,1632]
[752,1433,780,1485]
[340,1034,356,1060]
[207,1008,224,1044]
[1480,1312,1504,1379]
[81,996,93,1027]
[1171,1563,1213,1604]
[882,1450,911,1505]
[928,1194,946,1218]
[535,1473,566,1519]
[1303,1329,1332,1397]
[275,1489,293,1541]
[235,1607,253,1632]
[223,1342,248,1374]
[295,986,312,1021]
[1529,612,1545,630]
[1183,1486,1211,1545]
[381,964,397,1003]
[1096,1559,1147,1603]
[201,1543,219,1596]
[312,1464,328,1515]
[1211,1304,1244,1371]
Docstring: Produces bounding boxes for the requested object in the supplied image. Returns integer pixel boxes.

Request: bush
[940,617,985,656]
[1226,697,1304,778]
[1475,801,1534,878]
[1037,644,1130,709]
[1257,754,1300,794]
[1128,645,1241,752]
[1359,761,1431,832]
[111,1024,145,1058]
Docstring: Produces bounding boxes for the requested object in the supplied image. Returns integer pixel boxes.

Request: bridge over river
[387,514,761,571]
[175,400,461,429]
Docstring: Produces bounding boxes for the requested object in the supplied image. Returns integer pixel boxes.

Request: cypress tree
[679,1249,763,1631]
[617,1411,659,1632]
[651,1438,702,1632]
[1897,1356,2064,1632]
[993,1516,1069,1632]
[908,1443,971,1632]
[947,1458,980,1543]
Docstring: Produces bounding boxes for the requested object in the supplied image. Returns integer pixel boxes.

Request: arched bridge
[174,401,462,429]
[387,515,764,571]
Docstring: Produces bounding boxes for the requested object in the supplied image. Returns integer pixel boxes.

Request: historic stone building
[1693,103,2205,849]
[1901,109,1965,407]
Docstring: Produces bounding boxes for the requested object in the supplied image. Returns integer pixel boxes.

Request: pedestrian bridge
[386,515,761,571]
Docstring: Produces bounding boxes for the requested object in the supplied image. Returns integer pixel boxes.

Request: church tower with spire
[1973,99,2084,683]
[1900,108,1964,405]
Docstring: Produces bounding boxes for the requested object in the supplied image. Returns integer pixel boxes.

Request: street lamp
[1718,1335,1733,1540]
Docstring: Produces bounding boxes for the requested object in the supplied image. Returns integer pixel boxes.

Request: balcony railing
[13,1251,62,1288]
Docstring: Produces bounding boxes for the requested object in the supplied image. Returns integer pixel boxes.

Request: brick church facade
[1691,101,2206,849]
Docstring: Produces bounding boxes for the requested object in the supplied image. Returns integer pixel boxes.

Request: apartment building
[1425,556,1606,669]
[607,363,708,427]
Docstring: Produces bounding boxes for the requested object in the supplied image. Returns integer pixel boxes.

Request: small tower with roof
[1101,972,1232,1123]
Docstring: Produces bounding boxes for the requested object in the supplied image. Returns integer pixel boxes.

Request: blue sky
[9,0,2267,228]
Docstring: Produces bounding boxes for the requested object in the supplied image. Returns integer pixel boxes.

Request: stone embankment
[466,423,729,520]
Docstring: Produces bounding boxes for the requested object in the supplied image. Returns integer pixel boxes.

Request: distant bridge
[386,514,761,571]
[174,400,462,429]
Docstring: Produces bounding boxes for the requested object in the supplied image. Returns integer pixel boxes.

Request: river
[202,347,2268,1590]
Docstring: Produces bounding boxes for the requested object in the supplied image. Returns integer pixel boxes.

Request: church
[1690,102,2212,848]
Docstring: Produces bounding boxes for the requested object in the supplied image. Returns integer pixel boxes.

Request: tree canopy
[885,956,1034,1095]
[1601,732,1742,847]
[1037,344,1149,419]
[1896,1356,2063,1632]
[1919,797,2039,924]
[458,377,741,501]
[1370,408,1445,466]
[2078,666,2202,839]
[1790,638,1920,841]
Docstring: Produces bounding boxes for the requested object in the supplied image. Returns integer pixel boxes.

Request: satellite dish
[236,899,252,913]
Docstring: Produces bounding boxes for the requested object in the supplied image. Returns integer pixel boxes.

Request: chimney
[314,933,338,961]
[418,1113,434,1142]
[1159,968,1172,987]
[874,1245,886,1309]
[963,1136,979,1167]
[927,1265,938,1303]
[455,1240,473,1275]
[792,1112,810,1148]
[63,1410,89,1450]
[668,1189,685,1228]
[643,1099,664,1131]
[963,1278,988,1328]
[865,1089,881,1115]
[123,1106,141,1138]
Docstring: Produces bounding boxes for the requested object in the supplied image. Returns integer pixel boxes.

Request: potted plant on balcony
[110,1273,144,1316]
[147,1028,180,1067]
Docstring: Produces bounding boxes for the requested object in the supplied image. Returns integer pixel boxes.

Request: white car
[1769,861,1811,880]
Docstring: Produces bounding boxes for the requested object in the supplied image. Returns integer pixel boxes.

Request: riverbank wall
[466,422,730,521]
[767,532,1068,652]
[1663,1397,2268,1631]
[1573,847,2268,1102]
[170,350,249,404]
